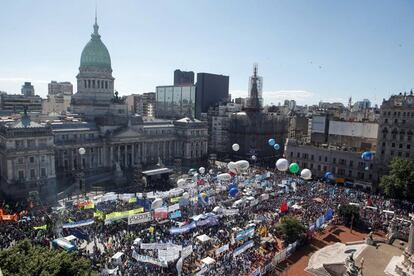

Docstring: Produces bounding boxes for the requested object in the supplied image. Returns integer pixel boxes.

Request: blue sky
[0,0,413,106]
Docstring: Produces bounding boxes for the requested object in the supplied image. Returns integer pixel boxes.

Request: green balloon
[289,163,299,174]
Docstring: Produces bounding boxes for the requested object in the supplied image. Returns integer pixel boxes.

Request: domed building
[71,15,127,119]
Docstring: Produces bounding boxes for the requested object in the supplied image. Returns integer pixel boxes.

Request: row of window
[18,167,47,181]
[382,142,411,149]
[294,161,372,180]
[290,152,369,168]
[384,118,409,124]
[17,156,46,164]
[382,110,414,117]
[380,150,410,158]
[15,138,48,149]
[83,79,109,89]
[58,133,95,141]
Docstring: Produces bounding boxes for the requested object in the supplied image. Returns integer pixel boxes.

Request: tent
[197,234,211,243]
[64,235,77,242]
[112,252,124,265]
[201,256,216,265]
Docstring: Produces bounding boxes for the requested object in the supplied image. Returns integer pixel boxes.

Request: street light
[77,147,86,197]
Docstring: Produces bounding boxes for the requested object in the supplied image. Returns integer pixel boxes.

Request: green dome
[80,22,111,69]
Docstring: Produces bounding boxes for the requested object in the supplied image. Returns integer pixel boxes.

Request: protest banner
[215,244,229,256]
[128,212,152,225]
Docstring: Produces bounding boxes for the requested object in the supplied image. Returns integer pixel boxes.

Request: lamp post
[76,147,86,197]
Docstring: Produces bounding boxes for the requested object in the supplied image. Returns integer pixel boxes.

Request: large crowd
[1,164,413,276]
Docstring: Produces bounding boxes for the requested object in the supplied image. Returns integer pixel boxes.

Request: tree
[379,158,414,200]
[0,240,95,276]
[338,205,360,227]
[277,216,307,244]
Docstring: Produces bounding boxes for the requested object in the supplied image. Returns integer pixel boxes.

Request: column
[117,145,120,163]
[124,145,128,167]
[132,144,135,165]
[407,220,414,254]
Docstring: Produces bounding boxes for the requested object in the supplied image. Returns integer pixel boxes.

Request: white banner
[132,251,168,267]
[215,244,229,256]
[222,209,239,216]
[128,212,152,225]
[168,203,180,213]
[158,249,180,262]
[140,243,182,251]
[181,245,193,259]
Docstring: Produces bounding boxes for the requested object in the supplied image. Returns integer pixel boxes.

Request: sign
[105,208,144,224]
[169,210,182,219]
[153,207,168,219]
[233,240,254,257]
[170,221,196,234]
[128,212,152,225]
[170,196,181,203]
[215,244,229,256]
[222,209,239,216]
[168,204,180,212]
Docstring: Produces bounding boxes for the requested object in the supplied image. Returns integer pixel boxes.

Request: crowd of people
[1,164,413,275]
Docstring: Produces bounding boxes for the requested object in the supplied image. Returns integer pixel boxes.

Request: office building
[156,85,196,119]
[48,81,73,95]
[0,93,42,114]
[21,82,35,96]
[174,69,194,86]
[195,73,229,118]
[126,93,156,117]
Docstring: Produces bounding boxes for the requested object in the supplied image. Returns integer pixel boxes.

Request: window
[318,156,322,161]
[40,168,46,177]
[406,152,410,158]
[27,139,35,147]
[297,152,300,158]
[408,144,411,149]
[385,119,388,123]
[317,165,321,171]
[398,152,402,157]
[30,169,35,179]
[324,156,328,162]
[333,158,336,164]
[18,158,24,164]
[311,155,314,161]
[391,150,394,156]
[349,160,353,167]
[29,156,34,163]
[290,152,293,157]
[105,81,108,89]
[41,156,45,162]
[399,144,403,149]
[18,170,24,180]
[348,170,352,177]
[403,120,406,124]
[88,80,91,88]
[392,143,395,148]
[15,140,23,148]
[310,164,314,169]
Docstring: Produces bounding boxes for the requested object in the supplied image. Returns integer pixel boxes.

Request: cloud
[230,89,316,105]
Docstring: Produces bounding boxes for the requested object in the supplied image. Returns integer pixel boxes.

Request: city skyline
[1,0,414,106]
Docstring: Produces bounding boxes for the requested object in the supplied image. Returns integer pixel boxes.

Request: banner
[324,208,334,221]
[140,243,182,251]
[222,209,239,216]
[93,210,105,220]
[169,210,182,219]
[233,240,254,257]
[168,204,180,213]
[158,248,180,262]
[176,257,183,276]
[196,216,218,227]
[132,251,167,267]
[33,224,47,230]
[236,227,255,241]
[77,200,94,209]
[128,197,137,204]
[153,207,168,219]
[62,219,95,229]
[128,212,152,225]
[170,196,181,204]
[105,208,144,223]
[215,244,229,256]
[181,245,193,259]
[170,221,196,234]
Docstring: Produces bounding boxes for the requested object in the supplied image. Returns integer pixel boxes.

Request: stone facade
[376,92,414,176]
[285,139,373,190]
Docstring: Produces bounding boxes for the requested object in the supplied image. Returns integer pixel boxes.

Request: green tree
[277,216,307,244]
[379,158,414,200]
[0,240,94,276]
[338,205,360,227]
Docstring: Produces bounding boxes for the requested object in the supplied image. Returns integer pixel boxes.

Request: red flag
[280,201,288,213]
[229,171,236,177]
[367,198,372,206]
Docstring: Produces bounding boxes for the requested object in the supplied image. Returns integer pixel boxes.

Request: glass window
[18,170,24,180]
[41,168,46,177]
[30,156,34,163]
[30,169,35,179]
[18,158,24,164]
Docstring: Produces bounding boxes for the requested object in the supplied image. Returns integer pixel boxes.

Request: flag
[280,201,288,213]
[83,202,95,209]
[33,225,47,230]
[128,197,137,204]
[93,211,105,220]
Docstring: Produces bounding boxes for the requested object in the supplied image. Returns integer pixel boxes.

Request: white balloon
[177,179,186,186]
[78,147,86,155]
[228,162,237,170]
[151,198,163,209]
[182,192,189,199]
[235,160,250,171]
[217,173,232,181]
[209,169,214,175]
[276,158,289,172]
[300,168,312,180]
[213,206,223,213]
[232,143,240,152]
[199,167,206,174]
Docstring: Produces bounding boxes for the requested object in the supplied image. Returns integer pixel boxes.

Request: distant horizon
[1,1,414,106]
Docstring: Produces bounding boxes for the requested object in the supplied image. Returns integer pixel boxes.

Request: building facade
[126,93,156,117]
[0,15,209,200]
[376,92,414,175]
[285,139,374,190]
[174,69,194,86]
[48,81,73,95]
[21,82,35,96]
[0,92,42,114]
[155,85,196,119]
[195,73,229,119]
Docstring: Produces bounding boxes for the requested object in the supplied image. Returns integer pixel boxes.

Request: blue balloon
[273,144,280,150]
[229,187,238,197]
[228,184,237,190]
[268,138,276,146]
[361,151,373,161]
[324,172,334,179]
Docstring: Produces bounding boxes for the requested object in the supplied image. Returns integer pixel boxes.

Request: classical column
[407,219,414,255]
[124,145,128,167]
[132,144,135,165]
[117,145,121,163]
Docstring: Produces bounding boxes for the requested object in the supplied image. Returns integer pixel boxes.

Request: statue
[387,219,398,245]
[366,231,375,246]
[156,157,164,168]
[344,252,362,276]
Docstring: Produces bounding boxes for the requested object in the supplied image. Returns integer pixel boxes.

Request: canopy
[64,235,77,242]
[201,256,215,265]
[197,234,211,243]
